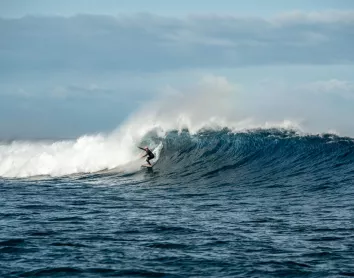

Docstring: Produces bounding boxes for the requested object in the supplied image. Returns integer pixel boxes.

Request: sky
[1,0,354,138]
[2,0,354,17]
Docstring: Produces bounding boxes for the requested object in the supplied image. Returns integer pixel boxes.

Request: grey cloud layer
[1,12,354,72]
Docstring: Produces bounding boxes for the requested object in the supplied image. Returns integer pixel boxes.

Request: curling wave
[2,125,353,184]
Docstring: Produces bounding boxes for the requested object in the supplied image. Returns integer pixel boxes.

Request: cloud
[51,84,115,99]
[299,79,354,99]
[273,10,354,24]
[304,79,354,92]
[1,11,354,73]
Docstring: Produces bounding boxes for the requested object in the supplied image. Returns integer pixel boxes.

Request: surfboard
[141,164,154,168]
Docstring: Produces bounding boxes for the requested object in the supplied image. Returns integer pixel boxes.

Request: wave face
[154,129,354,188]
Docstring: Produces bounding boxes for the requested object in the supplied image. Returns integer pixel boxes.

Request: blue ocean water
[1,129,354,277]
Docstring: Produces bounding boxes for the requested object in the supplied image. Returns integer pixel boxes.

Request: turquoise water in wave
[1,129,354,277]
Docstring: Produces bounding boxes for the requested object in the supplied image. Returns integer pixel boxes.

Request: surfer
[138,146,155,165]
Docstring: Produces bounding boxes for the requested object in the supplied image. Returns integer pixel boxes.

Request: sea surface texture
[1,129,354,277]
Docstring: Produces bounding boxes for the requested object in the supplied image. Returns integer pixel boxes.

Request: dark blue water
[1,129,354,277]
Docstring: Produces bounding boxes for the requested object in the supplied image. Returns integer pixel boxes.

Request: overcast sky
[1,0,354,138]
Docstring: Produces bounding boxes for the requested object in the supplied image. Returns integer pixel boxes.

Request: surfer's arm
[138,147,148,158]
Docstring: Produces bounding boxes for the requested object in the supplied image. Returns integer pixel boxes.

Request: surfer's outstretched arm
[138,147,146,158]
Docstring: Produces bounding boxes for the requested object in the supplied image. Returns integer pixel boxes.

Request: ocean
[1,128,354,277]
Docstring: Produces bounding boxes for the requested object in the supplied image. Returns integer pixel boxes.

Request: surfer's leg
[146,157,151,165]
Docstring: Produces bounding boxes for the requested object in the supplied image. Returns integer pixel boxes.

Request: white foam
[0,129,163,178]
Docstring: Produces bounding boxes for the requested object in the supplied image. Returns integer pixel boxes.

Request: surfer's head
[144,146,148,150]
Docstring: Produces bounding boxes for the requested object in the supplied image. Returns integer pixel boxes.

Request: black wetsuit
[139,147,155,165]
